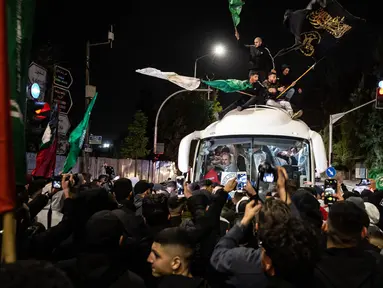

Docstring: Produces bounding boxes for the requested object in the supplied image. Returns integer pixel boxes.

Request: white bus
[178,106,327,195]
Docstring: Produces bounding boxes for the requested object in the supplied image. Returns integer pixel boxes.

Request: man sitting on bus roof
[218,71,264,119]
[263,72,303,120]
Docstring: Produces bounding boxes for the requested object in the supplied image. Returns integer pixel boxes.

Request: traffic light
[25,99,51,152]
[376,81,383,109]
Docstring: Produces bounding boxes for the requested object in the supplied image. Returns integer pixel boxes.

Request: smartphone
[52,176,62,189]
[324,179,337,205]
[262,173,275,183]
[176,176,185,197]
[258,163,277,183]
[237,172,247,191]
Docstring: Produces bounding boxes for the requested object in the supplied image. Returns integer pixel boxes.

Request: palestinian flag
[229,0,245,27]
[32,105,58,178]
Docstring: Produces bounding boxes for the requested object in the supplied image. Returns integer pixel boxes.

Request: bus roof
[201,105,312,139]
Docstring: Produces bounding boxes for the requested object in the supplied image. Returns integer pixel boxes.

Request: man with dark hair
[134,180,152,216]
[316,201,383,286]
[211,199,290,287]
[147,227,205,286]
[168,196,186,227]
[263,72,303,119]
[259,217,320,286]
[113,178,133,203]
[219,71,264,119]
[142,193,170,235]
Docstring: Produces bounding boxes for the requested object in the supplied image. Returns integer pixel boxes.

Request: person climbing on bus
[263,72,303,119]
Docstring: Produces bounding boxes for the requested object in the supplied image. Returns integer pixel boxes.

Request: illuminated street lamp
[194,43,226,78]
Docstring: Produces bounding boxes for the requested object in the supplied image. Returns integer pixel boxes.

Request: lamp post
[328,99,376,166]
[83,26,114,174]
[194,44,225,100]
[193,44,226,78]
[153,88,212,155]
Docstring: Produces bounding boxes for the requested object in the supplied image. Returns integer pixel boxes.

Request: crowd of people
[219,33,303,119]
[1,168,383,288]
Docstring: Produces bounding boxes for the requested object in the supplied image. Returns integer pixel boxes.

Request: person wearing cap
[134,180,152,216]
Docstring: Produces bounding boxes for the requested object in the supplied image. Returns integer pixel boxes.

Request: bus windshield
[194,136,311,189]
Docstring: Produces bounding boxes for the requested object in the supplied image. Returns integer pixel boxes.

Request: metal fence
[26,153,177,183]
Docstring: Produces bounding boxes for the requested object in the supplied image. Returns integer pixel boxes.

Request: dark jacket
[314,247,383,288]
[210,223,267,288]
[238,39,274,72]
[248,45,274,72]
[158,275,207,288]
[262,80,280,100]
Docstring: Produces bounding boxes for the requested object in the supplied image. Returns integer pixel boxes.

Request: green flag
[368,168,383,190]
[63,93,98,173]
[7,0,36,186]
[202,79,252,93]
[229,0,245,27]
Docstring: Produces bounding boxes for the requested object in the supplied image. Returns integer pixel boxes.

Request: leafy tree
[158,90,221,161]
[358,110,383,169]
[121,111,150,176]
[332,122,354,170]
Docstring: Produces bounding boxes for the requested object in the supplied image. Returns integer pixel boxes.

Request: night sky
[32,0,380,142]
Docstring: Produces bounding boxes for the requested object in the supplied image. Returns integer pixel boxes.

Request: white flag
[136,68,201,91]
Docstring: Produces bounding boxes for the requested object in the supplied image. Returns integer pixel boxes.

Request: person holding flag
[235,32,275,81]
[218,71,264,118]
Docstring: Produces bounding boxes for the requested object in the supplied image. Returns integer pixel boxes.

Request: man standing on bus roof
[235,31,275,82]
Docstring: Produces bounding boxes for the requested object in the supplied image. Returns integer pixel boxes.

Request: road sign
[156,143,164,154]
[89,135,102,145]
[28,62,47,101]
[52,86,73,114]
[58,113,71,135]
[54,65,73,89]
[326,166,336,178]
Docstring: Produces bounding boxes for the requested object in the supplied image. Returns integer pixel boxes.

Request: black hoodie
[315,247,383,288]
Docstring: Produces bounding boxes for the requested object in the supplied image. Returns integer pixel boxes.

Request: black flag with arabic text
[280,0,362,60]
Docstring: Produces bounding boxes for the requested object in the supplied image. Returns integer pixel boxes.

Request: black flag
[278,0,362,59]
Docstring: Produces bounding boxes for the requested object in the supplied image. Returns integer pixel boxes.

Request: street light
[153,88,213,155]
[83,25,114,174]
[193,43,226,78]
[213,44,225,56]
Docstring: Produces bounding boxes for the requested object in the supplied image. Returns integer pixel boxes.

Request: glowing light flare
[213,44,226,56]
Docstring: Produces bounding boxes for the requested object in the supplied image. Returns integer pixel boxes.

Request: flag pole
[238,91,254,97]
[0,0,17,263]
[276,57,325,99]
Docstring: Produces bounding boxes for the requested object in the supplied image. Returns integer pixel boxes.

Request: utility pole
[83,26,114,174]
